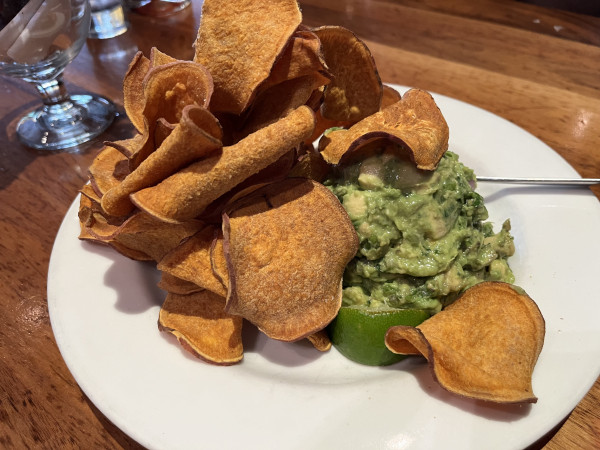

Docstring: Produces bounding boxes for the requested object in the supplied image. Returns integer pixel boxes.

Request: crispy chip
[88,145,129,197]
[222,178,358,341]
[158,225,227,297]
[157,272,204,295]
[159,291,243,365]
[193,0,302,114]
[154,118,176,148]
[127,61,214,170]
[385,282,545,403]
[313,26,382,122]
[123,51,151,133]
[149,46,178,68]
[261,29,331,91]
[238,75,322,139]
[131,105,315,223]
[307,329,332,352]
[381,84,402,109]
[101,105,222,217]
[318,88,449,170]
[111,212,204,262]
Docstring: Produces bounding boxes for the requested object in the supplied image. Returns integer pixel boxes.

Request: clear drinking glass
[0,0,116,150]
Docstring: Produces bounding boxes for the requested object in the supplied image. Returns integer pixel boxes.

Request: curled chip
[381,84,402,109]
[313,26,382,122]
[123,51,151,133]
[159,291,243,365]
[131,105,315,223]
[101,105,222,217]
[319,88,449,171]
[193,0,302,114]
[158,225,228,297]
[307,330,332,352]
[88,145,129,197]
[106,212,204,262]
[385,282,545,404]
[157,272,203,295]
[223,178,358,342]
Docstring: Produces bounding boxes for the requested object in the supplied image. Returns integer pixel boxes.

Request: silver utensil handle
[476,177,600,186]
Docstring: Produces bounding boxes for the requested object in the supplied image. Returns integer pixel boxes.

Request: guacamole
[325,148,515,315]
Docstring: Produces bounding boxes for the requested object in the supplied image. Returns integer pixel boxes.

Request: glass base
[17,94,116,151]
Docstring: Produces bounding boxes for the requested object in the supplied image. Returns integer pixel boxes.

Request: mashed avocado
[325,148,515,314]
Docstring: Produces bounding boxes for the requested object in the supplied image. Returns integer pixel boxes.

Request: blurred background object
[125,0,190,17]
[89,0,129,39]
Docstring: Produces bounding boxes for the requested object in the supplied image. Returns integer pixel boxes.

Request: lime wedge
[328,306,430,366]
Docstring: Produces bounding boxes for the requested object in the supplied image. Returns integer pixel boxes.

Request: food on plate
[159,290,244,366]
[76,0,544,402]
[385,282,545,403]
[319,88,449,170]
[192,0,303,114]
[326,149,516,316]
[223,178,358,341]
[328,307,430,366]
[312,25,382,122]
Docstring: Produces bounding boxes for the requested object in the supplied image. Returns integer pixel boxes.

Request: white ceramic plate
[48,87,600,450]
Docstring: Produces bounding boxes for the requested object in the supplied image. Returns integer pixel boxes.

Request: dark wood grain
[0,0,598,448]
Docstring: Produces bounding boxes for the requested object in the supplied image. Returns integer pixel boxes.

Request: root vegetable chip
[319,88,449,171]
[381,84,402,109]
[238,75,320,139]
[307,329,332,352]
[223,178,358,342]
[88,145,129,197]
[131,105,315,223]
[128,60,214,170]
[193,0,302,114]
[158,225,227,297]
[313,26,382,122]
[101,105,222,217]
[385,282,545,404]
[158,272,203,295]
[110,212,204,262]
[261,29,331,92]
[123,51,151,133]
[159,291,243,365]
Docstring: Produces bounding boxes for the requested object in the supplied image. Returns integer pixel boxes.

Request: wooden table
[1,0,598,448]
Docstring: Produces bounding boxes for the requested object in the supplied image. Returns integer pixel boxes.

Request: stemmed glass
[0,0,116,150]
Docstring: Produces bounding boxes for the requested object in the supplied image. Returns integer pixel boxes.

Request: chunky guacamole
[325,148,515,315]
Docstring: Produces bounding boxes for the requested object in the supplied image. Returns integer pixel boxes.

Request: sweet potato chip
[159,291,243,365]
[158,225,227,297]
[157,272,203,295]
[131,105,315,223]
[237,75,320,139]
[307,329,332,352]
[385,282,545,404]
[101,105,222,217]
[223,178,358,341]
[381,84,402,109]
[123,51,151,134]
[193,0,302,114]
[149,46,178,68]
[111,212,204,262]
[261,29,331,92]
[313,26,382,122]
[88,145,129,197]
[319,88,449,171]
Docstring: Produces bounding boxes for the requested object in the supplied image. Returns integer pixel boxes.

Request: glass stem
[30,75,85,129]
[33,75,70,106]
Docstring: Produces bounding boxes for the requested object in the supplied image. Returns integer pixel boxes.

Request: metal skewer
[476,177,600,186]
